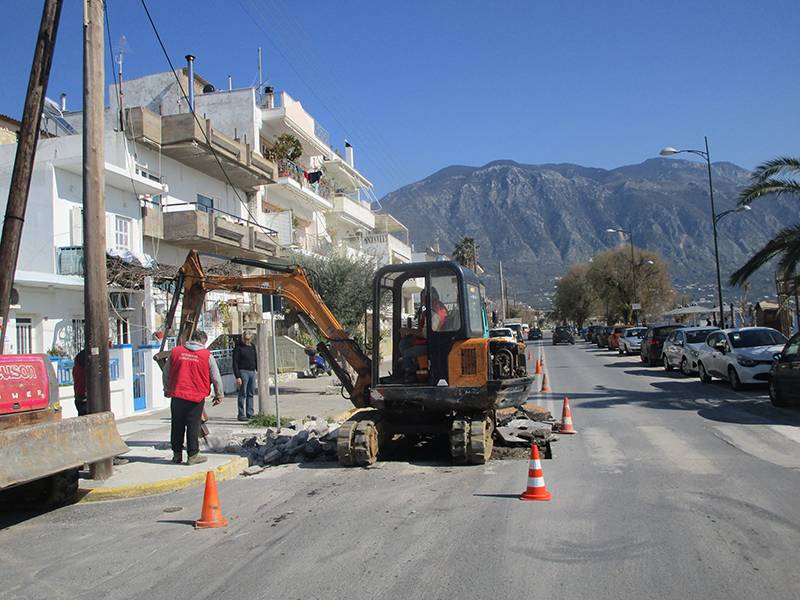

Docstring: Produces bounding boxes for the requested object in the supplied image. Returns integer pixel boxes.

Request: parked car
[596,326,613,348]
[553,325,575,345]
[608,326,627,351]
[618,327,647,355]
[769,332,800,406]
[696,327,788,390]
[527,328,543,341]
[585,325,600,342]
[489,327,517,344]
[662,327,719,375]
[505,323,524,343]
[640,324,685,366]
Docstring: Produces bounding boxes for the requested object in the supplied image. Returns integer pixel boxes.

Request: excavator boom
[165,250,371,408]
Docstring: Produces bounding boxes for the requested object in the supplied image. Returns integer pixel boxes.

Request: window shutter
[70,206,83,246]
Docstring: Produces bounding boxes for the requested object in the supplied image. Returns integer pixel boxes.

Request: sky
[1,0,797,197]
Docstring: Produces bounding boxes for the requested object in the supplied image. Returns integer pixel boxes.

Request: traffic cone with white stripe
[541,371,551,392]
[559,397,577,434]
[534,358,542,375]
[520,443,552,501]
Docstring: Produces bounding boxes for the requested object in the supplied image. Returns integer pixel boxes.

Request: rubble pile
[203,418,341,467]
[495,402,557,447]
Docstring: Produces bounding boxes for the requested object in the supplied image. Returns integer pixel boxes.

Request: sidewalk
[77,374,354,502]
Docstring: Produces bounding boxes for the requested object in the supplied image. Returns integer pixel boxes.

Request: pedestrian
[706,318,712,327]
[163,329,223,465]
[72,348,88,416]
[233,332,257,422]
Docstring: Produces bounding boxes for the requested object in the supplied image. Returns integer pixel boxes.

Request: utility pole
[256,321,270,416]
[83,0,112,480]
[269,296,280,425]
[499,260,506,322]
[0,0,63,352]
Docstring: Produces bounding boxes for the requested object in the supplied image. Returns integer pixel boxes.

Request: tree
[553,264,595,328]
[267,133,303,162]
[586,246,674,323]
[290,246,376,337]
[730,157,800,287]
[452,237,478,271]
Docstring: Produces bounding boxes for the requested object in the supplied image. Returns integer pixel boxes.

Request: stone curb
[75,456,249,503]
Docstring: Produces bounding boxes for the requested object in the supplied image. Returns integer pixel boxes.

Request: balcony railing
[57,246,84,276]
[51,357,120,386]
[276,158,332,201]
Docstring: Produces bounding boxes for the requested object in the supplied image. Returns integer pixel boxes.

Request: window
[466,284,484,337]
[197,194,214,213]
[783,334,800,360]
[115,318,130,345]
[707,332,722,348]
[16,318,32,354]
[114,215,131,250]
[729,329,788,348]
[429,269,461,332]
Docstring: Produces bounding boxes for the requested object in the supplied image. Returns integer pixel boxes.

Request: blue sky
[2,0,797,196]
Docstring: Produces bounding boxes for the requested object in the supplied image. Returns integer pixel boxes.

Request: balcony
[124,107,162,148]
[157,203,279,258]
[265,158,333,220]
[363,232,412,265]
[160,113,276,190]
[329,194,375,230]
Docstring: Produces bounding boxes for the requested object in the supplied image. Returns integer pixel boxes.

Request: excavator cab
[375,261,487,386]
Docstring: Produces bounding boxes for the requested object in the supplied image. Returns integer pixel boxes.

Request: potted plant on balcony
[267,134,303,177]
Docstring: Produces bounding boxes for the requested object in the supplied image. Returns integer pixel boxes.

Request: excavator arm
[166,250,371,408]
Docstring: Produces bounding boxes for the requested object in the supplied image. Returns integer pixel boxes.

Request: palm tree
[452,237,478,271]
[729,157,800,287]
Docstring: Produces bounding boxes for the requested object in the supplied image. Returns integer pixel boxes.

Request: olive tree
[553,264,596,328]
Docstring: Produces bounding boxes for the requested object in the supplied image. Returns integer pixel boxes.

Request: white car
[618,327,647,355]
[489,327,517,344]
[695,327,788,390]
[662,326,718,375]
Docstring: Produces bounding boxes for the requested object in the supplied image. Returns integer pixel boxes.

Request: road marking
[639,425,718,474]
[582,427,626,473]
[713,424,800,469]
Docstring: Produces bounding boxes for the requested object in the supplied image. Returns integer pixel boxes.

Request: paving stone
[243,465,265,476]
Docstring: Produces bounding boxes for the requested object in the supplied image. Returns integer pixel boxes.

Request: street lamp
[659,137,726,326]
[606,226,639,324]
[714,204,751,225]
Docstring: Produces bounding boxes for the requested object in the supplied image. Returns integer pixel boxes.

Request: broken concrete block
[243,465,265,476]
[262,448,282,464]
[287,429,310,450]
[522,402,553,421]
[304,437,323,456]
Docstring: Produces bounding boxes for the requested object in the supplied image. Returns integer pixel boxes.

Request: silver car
[662,327,718,375]
[618,327,647,355]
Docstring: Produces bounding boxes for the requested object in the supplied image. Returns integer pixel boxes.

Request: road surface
[2,338,799,600]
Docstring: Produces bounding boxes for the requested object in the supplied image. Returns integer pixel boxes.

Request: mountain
[380,158,797,306]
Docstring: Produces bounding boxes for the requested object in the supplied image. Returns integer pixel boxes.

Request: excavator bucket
[0,411,129,490]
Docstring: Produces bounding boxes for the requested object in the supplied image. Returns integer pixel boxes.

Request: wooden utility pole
[256,322,270,416]
[0,0,63,352]
[83,0,112,479]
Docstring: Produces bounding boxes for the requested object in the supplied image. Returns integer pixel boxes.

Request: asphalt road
[3,338,800,600]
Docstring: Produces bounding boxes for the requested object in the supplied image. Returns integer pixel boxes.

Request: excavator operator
[399,286,447,381]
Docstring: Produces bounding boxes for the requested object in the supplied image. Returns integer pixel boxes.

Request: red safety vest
[414,301,448,346]
[168,345,212,402]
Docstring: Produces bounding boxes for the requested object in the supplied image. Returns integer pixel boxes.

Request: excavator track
[468,415,494,464]
[337,410,382,467]
[450,418,469,464]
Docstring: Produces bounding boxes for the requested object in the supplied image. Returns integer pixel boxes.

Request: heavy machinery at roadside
[162,250,534,466]
[0,355,128,506]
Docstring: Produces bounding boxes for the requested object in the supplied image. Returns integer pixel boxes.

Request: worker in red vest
[399,287,448,380]
[162,329,223,465]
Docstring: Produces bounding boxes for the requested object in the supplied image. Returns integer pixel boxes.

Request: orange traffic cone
[541,371,551,392]
[195,471,229,529]
[559,397,577,434]
[520,443,552,501]
[534,358,542,375]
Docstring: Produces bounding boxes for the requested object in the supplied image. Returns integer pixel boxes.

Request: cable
[139,0,279,240]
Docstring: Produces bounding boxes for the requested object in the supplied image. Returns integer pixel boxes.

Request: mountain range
[380,158,797,306]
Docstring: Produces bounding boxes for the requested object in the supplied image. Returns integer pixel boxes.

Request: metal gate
[132,349,147,411]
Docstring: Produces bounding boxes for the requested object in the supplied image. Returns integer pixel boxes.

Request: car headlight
[688,348,699,358]
[736,356,758,368]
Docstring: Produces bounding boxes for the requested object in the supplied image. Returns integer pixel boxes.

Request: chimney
[264,86,274,109]
[185,54,195,111]
[228,75,233,91]
[59,93,67,112]
[344,141,354,167]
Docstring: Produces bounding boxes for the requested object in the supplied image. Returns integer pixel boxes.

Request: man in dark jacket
[233,332,257,421]
[163,330,223,465]
[72,349,88,416]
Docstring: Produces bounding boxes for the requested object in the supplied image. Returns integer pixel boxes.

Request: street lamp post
[606,226,638,324]
[660,137,728,327]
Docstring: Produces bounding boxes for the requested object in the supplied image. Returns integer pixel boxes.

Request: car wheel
[769,378,788,407]
[663,355,673,372]
[681,357,692,376]
[618,347,624,356]
[698,362,711,383]
[728,366,743,391]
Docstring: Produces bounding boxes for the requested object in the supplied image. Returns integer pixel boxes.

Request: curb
[76,456,248,503]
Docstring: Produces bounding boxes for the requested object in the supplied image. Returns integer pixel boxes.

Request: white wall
[194,88,261,153]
